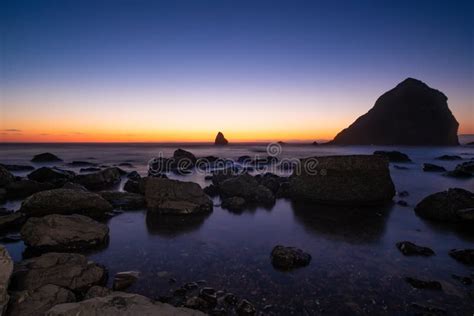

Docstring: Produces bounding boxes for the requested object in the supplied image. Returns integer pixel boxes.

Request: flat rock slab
[289,155,395,206]
[21,214,109,252]
[11,252,107,292]
[20,189,113,219]
[44,292,205,316]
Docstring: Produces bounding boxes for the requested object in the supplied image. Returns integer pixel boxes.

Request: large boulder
[44,292,205,316]
[172,149,197,170]
[10,252,107,292]
[98,191,145,210]
[31,153,62,163]
[73,167,123,190]
[7,284,76,316]
[219,174,275,205]
[414,188,474,222]
[144,178,212,215]
[20,189,113,219]
[330,78,459,145]
[6,180,55,199]
[21,214,109,252]
[0,246,13,315]
[289,155,395,205]
[214,132,228,145]
[0,166,15,187]
[27,167,75,186]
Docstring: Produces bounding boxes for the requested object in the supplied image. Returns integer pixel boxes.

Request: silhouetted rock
[0,245,13,315]
[214,132,228,145]
[270,245,311,270]
[396,241,435,256]
[98,191,145,210]
[0,164,34,172]
[423,163,446,172]
[374,151,411,162]
[6,180,55,199]
[449,249,474,265]
[414,188,474,222]
[0,165,15,187]
[20,189,113,219]
[312,141,319,145]
[330,78,459,145]
[66,161,97,167]
[219,174,275,205]
[21,214,109,252]
[28,167,75,186]
[173,149,197,170]
[221,197,246,211]
[45,292,204,316]
[31,153,62,163]
[73,167,123,190]
[436,155,462,160]
[203,184,219,197]
[405,277,442,290]
[446,160,474,178]
[144,178,213,215]
[127,171,141,180]
[289,155,395,206]
[123,179,140,194]
[7,284,76,316]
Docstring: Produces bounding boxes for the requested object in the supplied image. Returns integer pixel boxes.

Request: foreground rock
[6,180,55,199]
[329,78,459,145]
[99,191,146,210]
[0,212,26,233]
[449,249,474,265]
[20,189,113,219]
[414,188,474,222]
[0,246,13,315]
[7,284,76,316]
[112,271,140,291]
[423,163,446,172]
[289,155,395,206]
[73,167,123,190]
[270,245,311,270]
[84,286,112,299]
[396,241,435,256]
[214,132,228,145]
[374,151,411,162]
[144,178,212,215]
[45,292,205,315]
[446,160,474,178]
[219,174,275,205]
[10,252,107,292]
[0,165,15,187]
[21,214,109,252]
[28,167,75,186]
[173,149,197,170]
[405,277,442,290]
[31,153,62,163]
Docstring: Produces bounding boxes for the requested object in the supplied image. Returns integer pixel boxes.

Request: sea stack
[330,78,459,145]
[214,132,228,145]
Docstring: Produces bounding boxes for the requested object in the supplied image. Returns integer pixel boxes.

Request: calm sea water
[1,141,473,314]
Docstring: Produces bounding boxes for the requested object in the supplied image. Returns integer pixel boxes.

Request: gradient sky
[1,0,473,142]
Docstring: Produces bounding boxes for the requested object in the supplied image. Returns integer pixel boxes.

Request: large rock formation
[330,78,459,145]
[20,189,113,219]
[44,292,205,316]
[144,178,213,215]
[289,155,395,205]
[214,132,228,145]
[21,214,109,252]
[414,188,474,222]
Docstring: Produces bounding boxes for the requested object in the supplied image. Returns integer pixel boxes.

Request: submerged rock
[27,167,75,185]
[423,163,446,172]
[329,78,459,145]
[99,191,145,210]
[31,153,62,163]
[21,214,109,252]
[396,241,435,256]
[405,277,442,290]
[10,252,107,292]
[0,165,15,187]
[44,292,205,315]
[7,284,76,316]
[20,189,113,219]
[270,245,311,270]
[0,245,13,315]
[373,151,411,162]
[73,167,123,190]
[144,178,213,215]
[112,271,140,291]
[289,155,395,206]
[214,132,228,145]
[414,188,474,222]
[449,249,474,265]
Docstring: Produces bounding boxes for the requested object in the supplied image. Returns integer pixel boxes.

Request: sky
[1,0,473,142]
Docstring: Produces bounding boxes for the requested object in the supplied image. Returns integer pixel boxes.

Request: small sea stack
[214,132,228,145]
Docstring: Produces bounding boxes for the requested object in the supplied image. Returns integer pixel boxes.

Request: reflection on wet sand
[146,212,210,238]
[291,201,393,244]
